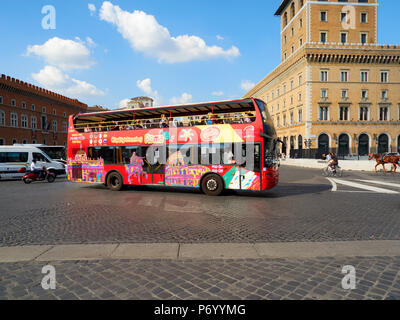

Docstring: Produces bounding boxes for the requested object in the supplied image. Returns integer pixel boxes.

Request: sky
[1,0,400,109]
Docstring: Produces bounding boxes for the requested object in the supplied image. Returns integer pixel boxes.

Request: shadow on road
[80,181,330,199]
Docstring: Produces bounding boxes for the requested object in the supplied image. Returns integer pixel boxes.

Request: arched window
[318,134,330,155]
[283,12,288,26]
[299,0,304,8]
[378,134,389,154]
[290,3,295,18]
[358,134,369,156]
[282,137,288,155]
[298,135,303,150]
[338,134,350,156]
[398,135,400,154]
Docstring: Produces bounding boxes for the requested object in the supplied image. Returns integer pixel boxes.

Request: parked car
[0,146,66,180]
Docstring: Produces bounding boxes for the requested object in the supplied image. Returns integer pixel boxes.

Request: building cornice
[0,74,87,111]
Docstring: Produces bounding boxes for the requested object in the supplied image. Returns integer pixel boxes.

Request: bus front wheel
[107,172,123,191]
[201,174,224,196]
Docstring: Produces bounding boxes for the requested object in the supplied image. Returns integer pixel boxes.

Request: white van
[0,146,66,180]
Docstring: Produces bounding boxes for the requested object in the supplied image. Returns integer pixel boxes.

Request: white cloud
[26,37,95,71]
[216,35,224,41]
[212,91,224,96]
[136,78,161,105]
[170,93,193,105]
[86,37,97,48]
[32,65,105,98]
[99,1,240,63]
[88,3,96,15]
[241,80,255,91]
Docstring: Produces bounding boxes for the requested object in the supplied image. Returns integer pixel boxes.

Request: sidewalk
[1,241,400,263]
[280,158,376,171]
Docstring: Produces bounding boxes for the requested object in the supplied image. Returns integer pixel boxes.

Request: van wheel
[201,174,224,196]
[107,172,123,191]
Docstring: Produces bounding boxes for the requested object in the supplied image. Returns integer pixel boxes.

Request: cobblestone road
[1,166,399,300]
[0,167,399,246]
[1,256,399,300]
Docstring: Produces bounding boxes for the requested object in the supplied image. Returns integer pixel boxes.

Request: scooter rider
[30,159,44,179]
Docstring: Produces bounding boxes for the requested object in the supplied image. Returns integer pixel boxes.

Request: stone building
[121,97,154,110]
[245,0,400,158]
[0,74,87,146]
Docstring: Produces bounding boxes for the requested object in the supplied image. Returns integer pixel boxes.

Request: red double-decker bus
[67,98,280,196]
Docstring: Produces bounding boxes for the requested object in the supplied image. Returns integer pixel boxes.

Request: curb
[1,241,400,263]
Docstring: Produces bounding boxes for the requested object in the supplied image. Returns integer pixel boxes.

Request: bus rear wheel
[201,174,224,196]
[107,172,123,191]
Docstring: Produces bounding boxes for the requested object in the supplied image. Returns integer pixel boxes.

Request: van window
[0,152,29,163]
[33,152,50,163]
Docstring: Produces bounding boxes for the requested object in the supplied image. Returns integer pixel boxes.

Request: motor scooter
[18,167,56,184]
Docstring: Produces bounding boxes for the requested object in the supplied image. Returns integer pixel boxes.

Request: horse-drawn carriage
[369,153,400,173]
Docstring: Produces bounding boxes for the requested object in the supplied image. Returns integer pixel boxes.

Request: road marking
[330,178,399,194]
[326,178,337,192]
[356,179,400,189]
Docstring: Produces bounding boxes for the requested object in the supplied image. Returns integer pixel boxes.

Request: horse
[368,154,400,173]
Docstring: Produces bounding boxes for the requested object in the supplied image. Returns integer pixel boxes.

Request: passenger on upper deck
[160,114,168,128]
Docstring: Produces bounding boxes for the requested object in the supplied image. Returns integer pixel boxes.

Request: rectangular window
[360,107,369,121]
[42,107,47,113]
[341,71,349,82]
[361,90,368,99]
[340,107,349,121]
[298,109,303,122]
[320,11,327,22]
[341,12,347,23]
[379,107,389,121]
[22,102,26,109]
[361,12,368,23]
[341,90,348,99]
[0,152,29,163]
[361,33,368,44]
[0,111,5,126]
[361,71,369,82]
[32,104,35,111]
[11,113,18,127]
[320,70,328,82]
[321,89,328,98]
[320,32,327,43]
[53,120,57,133]
[319,107,329,121]
[381,90,388,100]
[21,115,28,128]
[340,33,347,44]
[62,121,67,133]
[380,71,389,83]
[31,117,37,130]
[0,96,3,104]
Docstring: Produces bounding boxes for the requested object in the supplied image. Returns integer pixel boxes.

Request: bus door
[118,146,141,185]
[140,146,165,185]
[240,143,261,191]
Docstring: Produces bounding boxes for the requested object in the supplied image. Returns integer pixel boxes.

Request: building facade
[246,0,400,158]
[0,74,87,146]
[121,97,154,110]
